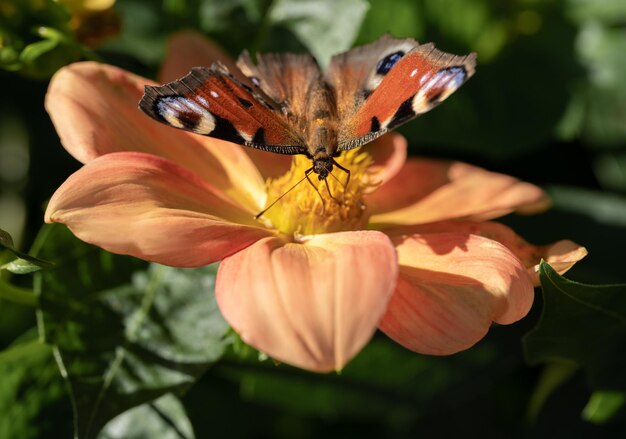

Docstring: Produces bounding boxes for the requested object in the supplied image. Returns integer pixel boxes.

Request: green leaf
[566,0,626,25]
[0,228,15,248]
[593,152,626,192]
[572,22,626,146]
[423,0,507,60]
[0,279,38,306]
[269,0,369,67]
[35,225,229,439]
[17,23,88,78]
[356,0,424,44]
[99,394,195,439]
[2,258,52,274]
[19,37,59,62]
[546,186,626,228]
[582,391,626,424]
[526,361,578,423]
[199,0,262,32]
[0,227,55,274]
[524,262,626,390]
[0,334,73,439]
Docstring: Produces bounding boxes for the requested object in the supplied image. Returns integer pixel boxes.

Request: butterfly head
[312,152,333,180]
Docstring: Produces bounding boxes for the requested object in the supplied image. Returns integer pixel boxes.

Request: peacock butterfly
[139,35,476,184]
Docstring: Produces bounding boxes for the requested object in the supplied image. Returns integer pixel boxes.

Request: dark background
[1,0,626,437]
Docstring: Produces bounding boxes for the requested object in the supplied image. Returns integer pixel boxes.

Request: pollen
[261,149,376,236]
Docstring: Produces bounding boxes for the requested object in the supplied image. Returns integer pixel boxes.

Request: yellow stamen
[262,149,376,236]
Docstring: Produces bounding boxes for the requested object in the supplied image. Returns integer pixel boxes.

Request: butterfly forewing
[331,40,476,151]
[325,35,419,120]
[139,64,307,155]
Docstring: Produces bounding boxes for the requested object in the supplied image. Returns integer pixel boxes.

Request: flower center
[261,149,375,236]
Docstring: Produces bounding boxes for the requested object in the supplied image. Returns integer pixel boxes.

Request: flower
[44,31,587,372]
[58,0,120,47]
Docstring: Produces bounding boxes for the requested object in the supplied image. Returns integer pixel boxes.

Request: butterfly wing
[325,35,419,120]
[237,50,322,131]
[326,35,476,151]
[139,63,307,155]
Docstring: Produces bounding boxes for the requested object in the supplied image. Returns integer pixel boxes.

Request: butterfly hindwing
[328,37,476,151]
[237,51,321,129]
[139,64,307,155]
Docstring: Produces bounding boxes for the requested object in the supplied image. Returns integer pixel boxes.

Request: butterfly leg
[323,177,341,205]
[305,169,326,215]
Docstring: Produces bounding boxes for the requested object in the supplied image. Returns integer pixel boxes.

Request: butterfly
[139,35,476,183]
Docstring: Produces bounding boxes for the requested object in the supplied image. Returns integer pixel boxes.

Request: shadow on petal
[159,30,241,83]
[380,233,534,355]
[368,159,550,226]
[380,270,495,355]
[384,221,587,285]
[362,133,407,187]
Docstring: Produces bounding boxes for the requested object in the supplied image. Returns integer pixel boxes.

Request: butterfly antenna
[331,159,351,188]
[254,171,311,219]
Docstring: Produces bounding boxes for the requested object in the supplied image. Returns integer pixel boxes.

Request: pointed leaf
[98,394,195,439]
[582,391,626,424]
[524,262,626,389]
[269,0,369,67]
[0,227,55,274]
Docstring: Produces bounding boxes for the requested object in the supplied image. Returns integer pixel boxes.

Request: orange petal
[243,148,294,180]
[368,159,551,226]
[45,152,271,267]
[159,30,240,83]
[216,231,398,372]
[385,221,587,286]
[527,240,588,286]
[379,233,534,355]
[363,133,407,187]
[46,62,266,211]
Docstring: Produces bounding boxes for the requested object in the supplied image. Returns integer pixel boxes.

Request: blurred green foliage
[32,224,229,438]
[0,0,82,78]
[1,0,626,437]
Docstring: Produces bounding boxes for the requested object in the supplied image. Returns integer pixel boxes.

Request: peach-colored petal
[368,159,551,226]
[45,152,272,267]
[528,241,588,286]
[363,133,407,187]
[379,233,534,355]
[46,62,266,211]
[243,148,294,180]
[216,231,398,372]
[159,30,240,83]
[384,221,587,286]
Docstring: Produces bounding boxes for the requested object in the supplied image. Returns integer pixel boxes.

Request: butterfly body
[301,78,339,179]
[139,35,476,180]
